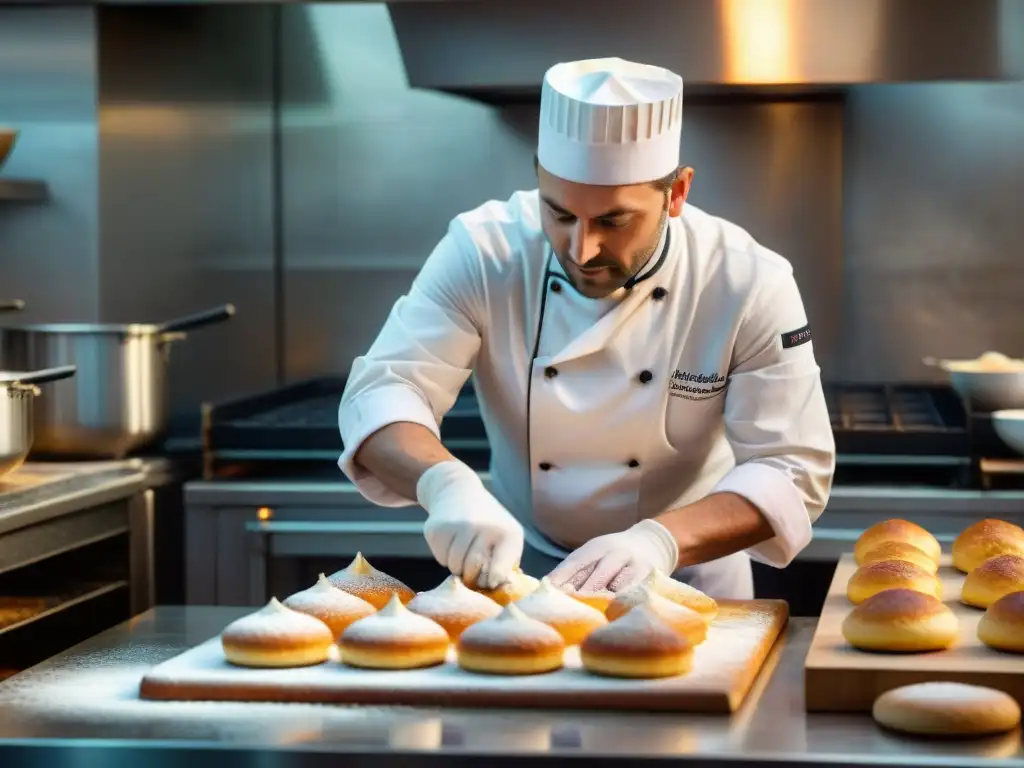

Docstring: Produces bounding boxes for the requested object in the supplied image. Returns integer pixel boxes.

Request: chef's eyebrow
[541,196,638,219]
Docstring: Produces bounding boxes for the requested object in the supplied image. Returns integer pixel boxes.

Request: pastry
[406,575,502,639]
[605,584,707,645]
[846,560,942,605]
[854,519,941,565]
[282,573,377,638]
[561,586,616,613]
[873,682,1021,736]
[456,603,565,675]
[842,588,959,652]
[470,567,539,606]
[858,541,939,575]
[952,519,1024,573]
[581,603,694,679]
[221,597,334,668]
[513,576,608,645]
[978,591,1024,652]
[328,552,416,608]
[339,593,450,669]
[610,569,718,622]
[961,554,1024,609]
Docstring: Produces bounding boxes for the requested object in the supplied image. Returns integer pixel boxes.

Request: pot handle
[156,304,236,335]
[0,299,25,312]
[16,365,77,385]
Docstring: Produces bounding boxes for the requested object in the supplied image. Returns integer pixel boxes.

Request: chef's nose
[569,222,602,267]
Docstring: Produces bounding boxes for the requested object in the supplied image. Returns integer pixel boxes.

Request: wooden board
[140,599,788,713]
[805,554,1024,712]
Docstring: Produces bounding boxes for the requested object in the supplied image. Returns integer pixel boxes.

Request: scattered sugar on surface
[407,576,502,622]
[328,552,412,598]
[222,598,332,642]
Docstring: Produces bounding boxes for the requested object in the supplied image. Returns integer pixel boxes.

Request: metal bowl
[935,352,1024,411]
[992,410,1024,455]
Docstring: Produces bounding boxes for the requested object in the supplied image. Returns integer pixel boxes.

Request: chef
[338,57,835,599]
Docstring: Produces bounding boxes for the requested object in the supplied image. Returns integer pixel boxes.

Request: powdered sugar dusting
[283,574,376,614]
[584,603,688,653]
[341,594,448,645]
[514,577,607,624]
[888,682,1009,704]
[221,599,332,643]
[407,576,502,623]
[457,603,564,650]
[328,552,414,606]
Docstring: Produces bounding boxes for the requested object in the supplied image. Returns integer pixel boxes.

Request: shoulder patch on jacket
[781,324,812,349]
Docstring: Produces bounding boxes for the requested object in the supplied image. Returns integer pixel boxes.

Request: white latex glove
[546,519,679,593]
[416,460,524,590]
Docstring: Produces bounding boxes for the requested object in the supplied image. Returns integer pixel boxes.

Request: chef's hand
[546,519,679,593]
[416,460,524,590]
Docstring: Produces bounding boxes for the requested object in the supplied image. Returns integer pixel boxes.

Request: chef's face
[537,163,694,299]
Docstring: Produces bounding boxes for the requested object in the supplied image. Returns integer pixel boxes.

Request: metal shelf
[0,179,48,204]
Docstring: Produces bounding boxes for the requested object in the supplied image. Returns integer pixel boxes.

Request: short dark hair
[534,153,680,192]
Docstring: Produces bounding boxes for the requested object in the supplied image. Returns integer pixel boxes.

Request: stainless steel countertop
[0,606,1020,767]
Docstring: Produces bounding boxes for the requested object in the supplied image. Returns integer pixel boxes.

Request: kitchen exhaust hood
[387,0,1024,100]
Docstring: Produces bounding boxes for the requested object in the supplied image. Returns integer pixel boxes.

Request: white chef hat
[537,57,684,186]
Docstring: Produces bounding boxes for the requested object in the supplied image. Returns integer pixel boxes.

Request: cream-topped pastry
[221,597,334,668]
[609,569,718,622]
[457,603,565,675]
[513,576,607,645]
[581,603,694,679]
[561,585,616,613]
[328,552,415,608]
[606,584,707,645]
[471,567,540,606]
[407,575,503,639]
[282,573,377,638]
[339,593,450,669]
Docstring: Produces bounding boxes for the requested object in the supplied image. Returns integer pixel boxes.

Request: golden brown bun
[610,569,718,622]
[328,552,416,609]
[470,567,539,606]
[873,682,1021,736]
[961,555,1024,609]
[512,577,607,645]
[282,573,377,638]
[846,561,942,605]
[978,591,1024,652]
[855,519,941,565]
[842,589,959,652]
[456,603,565,675]
[221,598,334,668]
[339,593,449,669]
[406,575,502,639]
[581,603,694,679]
[603,585,708,645]
[952,519,1024,573]
[858,541,939,575]
[561,586,615,613]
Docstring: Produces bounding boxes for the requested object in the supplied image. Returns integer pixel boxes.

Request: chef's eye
[555,214,576,224]
[599,217,630,228]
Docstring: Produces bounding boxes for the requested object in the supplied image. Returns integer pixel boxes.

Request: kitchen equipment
[0,128,16,170]
[804,554,1024,713]
[0,301,24,313]
[0,365,77,477]
[0,304,234,457]
[991,410,1024,456]
[925,352,1024,411]
[140,599,787,713]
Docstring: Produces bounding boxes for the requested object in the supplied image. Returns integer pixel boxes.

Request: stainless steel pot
[0,304,235,457]
[0,365,77,476]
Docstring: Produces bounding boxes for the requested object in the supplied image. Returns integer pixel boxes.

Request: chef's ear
[668,167,694,217]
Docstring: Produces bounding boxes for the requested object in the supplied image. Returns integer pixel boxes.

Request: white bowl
[991,410,1024,455]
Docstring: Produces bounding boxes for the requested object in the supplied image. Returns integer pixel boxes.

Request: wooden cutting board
[140,599,788,713]
[805,554,1024,712]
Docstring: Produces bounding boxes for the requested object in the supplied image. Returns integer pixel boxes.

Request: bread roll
[873,682,1021,736]
[328,552,416,608]
[339,593,449,669]
[858,541,938,575]
[842,589,959,652]
[512,577,607,645]
[978,591,1024,653]
[406,575,502,639]
[221,598,335,668]
[846,560,942,605]
[581,603,694,679]
[961,554,1024,609]
[952,519,1024,573]
[282,573,377,638]
[456,603,565,675]
[855,519,941,565]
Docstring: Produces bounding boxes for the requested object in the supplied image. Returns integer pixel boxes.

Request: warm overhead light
[721,0,799,84]
[257,506,272,521]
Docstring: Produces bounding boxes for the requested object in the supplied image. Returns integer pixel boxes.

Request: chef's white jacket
[338,189,835,598]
